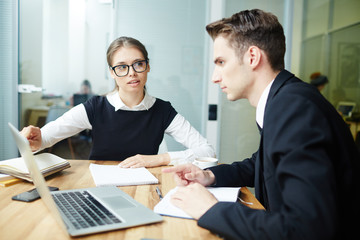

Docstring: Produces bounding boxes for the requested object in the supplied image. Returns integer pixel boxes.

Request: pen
[156,187,163,200]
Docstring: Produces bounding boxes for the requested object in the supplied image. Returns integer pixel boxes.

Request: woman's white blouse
[40,91,215,165]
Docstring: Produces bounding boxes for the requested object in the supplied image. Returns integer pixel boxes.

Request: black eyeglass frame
[110,59,149,77]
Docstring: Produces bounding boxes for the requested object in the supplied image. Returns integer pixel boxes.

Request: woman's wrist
[159,153,171,166]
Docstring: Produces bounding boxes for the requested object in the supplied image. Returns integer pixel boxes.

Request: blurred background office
[1,0,359,161]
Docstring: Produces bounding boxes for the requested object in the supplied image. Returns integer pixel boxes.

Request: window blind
[0,0,19,160]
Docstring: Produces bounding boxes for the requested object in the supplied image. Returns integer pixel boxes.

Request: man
[163,9,360,239]
[310,72,329,92]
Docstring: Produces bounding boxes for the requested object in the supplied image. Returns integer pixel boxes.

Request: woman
[21,36,215,168]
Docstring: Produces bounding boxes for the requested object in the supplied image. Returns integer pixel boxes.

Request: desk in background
[27,106,49,127]
[346,120,360,140]
[0,160,264,240]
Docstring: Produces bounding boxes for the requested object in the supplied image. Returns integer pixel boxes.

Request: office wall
[42,0,111,98]
[42,0,68,96]
[300,0,360,108]
[82,0,111,95]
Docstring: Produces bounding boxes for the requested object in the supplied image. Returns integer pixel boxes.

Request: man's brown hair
[206,9,285,71]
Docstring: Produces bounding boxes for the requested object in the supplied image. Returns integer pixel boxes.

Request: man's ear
[248,46,261,69]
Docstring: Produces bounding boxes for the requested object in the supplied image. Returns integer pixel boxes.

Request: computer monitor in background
[337,101,356,117]
[73,94,91,106]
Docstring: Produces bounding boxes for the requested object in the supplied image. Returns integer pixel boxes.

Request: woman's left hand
[118,153,170,168]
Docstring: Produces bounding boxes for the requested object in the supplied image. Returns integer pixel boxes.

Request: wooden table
[0,160,264,240]
[346,120,360,140]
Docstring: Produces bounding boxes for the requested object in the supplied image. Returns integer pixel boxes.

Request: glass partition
[19,0,209,153]
[301,0,360,110]
[328,24,360,108]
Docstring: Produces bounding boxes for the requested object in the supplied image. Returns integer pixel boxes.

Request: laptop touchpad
[103,196,136,209]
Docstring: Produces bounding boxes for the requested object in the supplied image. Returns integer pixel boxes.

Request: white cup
[193,157,218,169]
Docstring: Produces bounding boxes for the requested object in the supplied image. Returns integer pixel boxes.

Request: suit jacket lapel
[255,70,295,210]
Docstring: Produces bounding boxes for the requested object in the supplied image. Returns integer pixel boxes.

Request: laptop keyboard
[52,191,122,229]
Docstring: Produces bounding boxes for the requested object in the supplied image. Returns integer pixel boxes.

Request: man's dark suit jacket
[198,70,360,239]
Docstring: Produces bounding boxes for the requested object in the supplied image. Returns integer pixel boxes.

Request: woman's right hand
[20,126,42,152]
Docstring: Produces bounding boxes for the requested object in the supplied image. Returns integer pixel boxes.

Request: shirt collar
[106,90,156,111]
[256,79,275,129]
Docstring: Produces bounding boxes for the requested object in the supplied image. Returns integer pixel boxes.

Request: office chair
[45,106,75,159]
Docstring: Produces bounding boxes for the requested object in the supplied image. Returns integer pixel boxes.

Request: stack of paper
[154,187,241,219]
[0,153,70,182]
[89,164,159,186]
[0,173,15,181]
[0,173,22,187]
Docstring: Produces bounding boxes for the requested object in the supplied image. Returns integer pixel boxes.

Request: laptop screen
[7,123,68,232]
[337,101,356,117]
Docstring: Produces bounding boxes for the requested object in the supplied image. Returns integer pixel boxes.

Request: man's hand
[118,153,170,168]
[171,183,218,220]
[162,163,216,186]
[20,125,42,152]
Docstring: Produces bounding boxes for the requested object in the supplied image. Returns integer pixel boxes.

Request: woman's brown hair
[107,36,149,67]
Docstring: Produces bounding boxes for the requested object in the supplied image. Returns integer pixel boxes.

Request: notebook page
[154,186,241,219]
[89,164,159,186]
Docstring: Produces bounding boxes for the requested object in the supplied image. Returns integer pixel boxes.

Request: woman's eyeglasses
[111,60,148,77]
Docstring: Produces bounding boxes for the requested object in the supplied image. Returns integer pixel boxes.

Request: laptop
[337,101,356,117]
[8,123,162,237]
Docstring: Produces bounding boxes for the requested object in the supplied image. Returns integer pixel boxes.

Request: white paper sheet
[154,186,241,219]
[89,164,159,186]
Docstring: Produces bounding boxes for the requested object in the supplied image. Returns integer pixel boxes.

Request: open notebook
[0,153,70,182]
[89,164,158,186]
